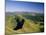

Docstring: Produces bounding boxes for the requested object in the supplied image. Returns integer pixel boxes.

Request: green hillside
[5,14,44,35]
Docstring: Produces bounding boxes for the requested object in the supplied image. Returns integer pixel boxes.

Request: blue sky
[6,0,44,13]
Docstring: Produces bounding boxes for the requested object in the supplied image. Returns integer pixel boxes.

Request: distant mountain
[5,11,44,16]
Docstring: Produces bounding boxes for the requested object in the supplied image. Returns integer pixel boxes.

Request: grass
[5,15,44,35]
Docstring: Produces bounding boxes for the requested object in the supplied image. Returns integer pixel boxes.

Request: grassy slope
[5,15,41,35]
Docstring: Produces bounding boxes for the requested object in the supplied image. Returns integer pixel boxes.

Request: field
[5,12,44,35]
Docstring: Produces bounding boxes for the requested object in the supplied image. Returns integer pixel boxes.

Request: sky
[6,0,44,13]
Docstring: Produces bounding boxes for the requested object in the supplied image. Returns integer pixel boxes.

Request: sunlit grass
[5,15,44,35]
